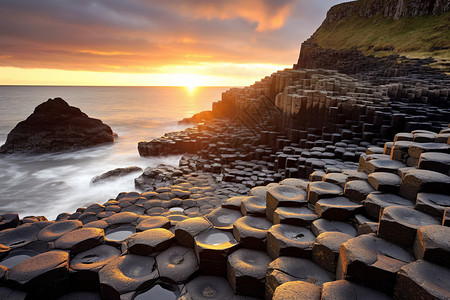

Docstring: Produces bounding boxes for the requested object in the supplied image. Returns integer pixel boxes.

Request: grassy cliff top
[312,6,450,69]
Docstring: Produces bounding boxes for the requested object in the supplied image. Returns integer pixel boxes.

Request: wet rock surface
[1,17,450,297]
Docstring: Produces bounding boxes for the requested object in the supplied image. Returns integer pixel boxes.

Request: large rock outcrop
[0,98,115,154]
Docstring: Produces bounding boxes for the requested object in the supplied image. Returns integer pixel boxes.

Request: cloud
[0,0,348,76]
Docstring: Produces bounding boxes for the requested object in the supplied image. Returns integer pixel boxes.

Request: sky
[0,0,348,86]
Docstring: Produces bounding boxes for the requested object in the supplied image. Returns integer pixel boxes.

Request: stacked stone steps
[1,129,449,298]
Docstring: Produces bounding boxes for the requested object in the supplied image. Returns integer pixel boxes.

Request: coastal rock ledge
[0,98,115,154]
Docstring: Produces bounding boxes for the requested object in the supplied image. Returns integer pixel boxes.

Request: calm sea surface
[0,86,231,220]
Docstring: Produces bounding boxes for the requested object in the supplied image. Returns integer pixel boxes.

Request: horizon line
[0,84,240,88]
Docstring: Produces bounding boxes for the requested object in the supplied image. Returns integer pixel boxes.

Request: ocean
[0,86,231,220]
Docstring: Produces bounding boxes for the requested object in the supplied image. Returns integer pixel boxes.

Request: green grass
[313,11,450,62]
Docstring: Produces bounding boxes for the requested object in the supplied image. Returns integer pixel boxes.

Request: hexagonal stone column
[136,216,171,232]
[364,158,406,174]
[322,280,392,300]
[6,251,69,297]
[267,224,315,259]
[394,260,450,300]
[99,254,158,299]
[156,246,198,283]
[311,219,356,237]
[266,256,333,299]
[232,216,272,249]
[175,217,212,248]
[343,180,375,202]
[54,228,104,254]
[362,192,413,220]
[337,234,414,293]
[241,196,266,217]
[182,275,236,299]
[418,152,450,175]
[273,281,321,300]
[273,207,319,226]
[415,192,450,218]
[378,206,440,248]
[314,197,363,221]
[205,208,242,231]
[312,232,353,273]
[0,224,41,250]
[413,225,450,268]
[227,249,271,298]
[307,182,343,205]
[37,220,82,242]
[194,228,239,276]
[125,228,174,255]
[266,186,307,222]
[399,169,450,201]
[70,244,121,290]
[367,172,401,193]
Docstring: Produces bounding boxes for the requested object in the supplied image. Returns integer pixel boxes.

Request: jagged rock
[227,249,271,297]
[156,246,198,283]
[312,232,353,273]
[91,167,143,184]
[394,260,450,300]
[413,225,450,268]
[378,206,440,248]
[0,98,114,154]
[337,234,414,293]
[272,281,321,300]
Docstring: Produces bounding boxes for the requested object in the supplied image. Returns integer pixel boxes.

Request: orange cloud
[170,0,295,31]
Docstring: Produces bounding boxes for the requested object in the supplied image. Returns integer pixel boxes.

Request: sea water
[0,86,231,220]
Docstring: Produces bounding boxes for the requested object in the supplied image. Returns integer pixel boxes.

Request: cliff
[296,0,450,73]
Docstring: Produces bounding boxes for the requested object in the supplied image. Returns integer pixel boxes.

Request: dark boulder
[91,166,143,184]
[0,98,115,154]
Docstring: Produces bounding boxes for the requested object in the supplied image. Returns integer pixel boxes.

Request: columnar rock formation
[0,129,449,299]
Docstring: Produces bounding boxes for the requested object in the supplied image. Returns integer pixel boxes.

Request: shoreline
[0,67,448,299]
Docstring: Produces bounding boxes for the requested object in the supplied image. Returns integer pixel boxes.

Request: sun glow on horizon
[0,64,288,87]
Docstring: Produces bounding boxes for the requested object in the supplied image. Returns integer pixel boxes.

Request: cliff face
[325,0,450,23]
[296,0,450,75]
